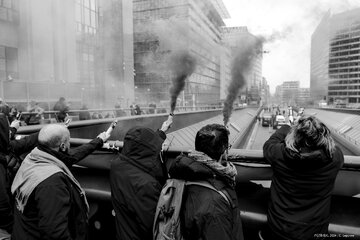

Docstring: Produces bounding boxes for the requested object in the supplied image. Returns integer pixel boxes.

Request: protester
[110,117,173,240]
[0,114,39,237]
[79,104,91,120]
[53,97,69,122]
[148,102,156,114]
[166,124,244,240]
[262,116,344,240]
[11,124,110,240]
[26,101,45,125]
[0,98,10,117]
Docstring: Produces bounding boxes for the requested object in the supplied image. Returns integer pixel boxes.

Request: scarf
[11,147,89,214]
[188,151,237,187]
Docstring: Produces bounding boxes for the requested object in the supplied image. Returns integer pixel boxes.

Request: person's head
[38,124,70,153]
[59,97,65,102]
[285,116,335,157]
[195,124,229,161]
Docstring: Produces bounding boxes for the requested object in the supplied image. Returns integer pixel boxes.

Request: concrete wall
[18,109,225,140]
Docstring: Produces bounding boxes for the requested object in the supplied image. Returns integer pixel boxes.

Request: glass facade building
[0,0,134,109]
[133,0,230,106]
[311,9,360,105]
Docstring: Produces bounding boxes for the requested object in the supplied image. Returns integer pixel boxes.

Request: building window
[0,46,18,81]
[0,0,18,22]
[75,0,98,86]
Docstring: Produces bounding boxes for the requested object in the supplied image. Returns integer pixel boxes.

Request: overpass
[16,107,360,239]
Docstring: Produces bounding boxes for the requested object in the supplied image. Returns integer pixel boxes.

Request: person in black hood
[0,113,39,236]
[166,124,244,240]
[262,116,344,240]
[110,116,173,240]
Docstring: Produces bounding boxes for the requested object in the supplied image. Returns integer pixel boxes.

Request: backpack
[153,178,231,240]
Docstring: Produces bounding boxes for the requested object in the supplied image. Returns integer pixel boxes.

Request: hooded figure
[166,124,244,240]
[262,116,344,240]
[0,113,38,234]
[110,117,172,240]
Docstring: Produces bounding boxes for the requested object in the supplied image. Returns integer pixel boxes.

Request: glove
[160,115,173,133]
[10,120,20,130]
[97,131,111,143]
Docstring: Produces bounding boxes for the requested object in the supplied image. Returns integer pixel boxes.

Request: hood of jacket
[0,113,9,154]
[284,146,333,168]
[120,127,166,182]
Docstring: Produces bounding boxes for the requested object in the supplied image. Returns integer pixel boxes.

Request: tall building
[0,0,134,109]
[297,88,311,106]
[221,26,263,104]
[260,77,270,106]
[133,0,230,107]
[281,81,299,106]
[311,8,360,105]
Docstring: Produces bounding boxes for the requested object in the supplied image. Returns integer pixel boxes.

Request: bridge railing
[70,138,360,170]
[16,105,227,123]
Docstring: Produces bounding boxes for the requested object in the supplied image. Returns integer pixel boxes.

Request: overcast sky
[222,0,360,93]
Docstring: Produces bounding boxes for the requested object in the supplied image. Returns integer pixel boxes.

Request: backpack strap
[186,181,232,207]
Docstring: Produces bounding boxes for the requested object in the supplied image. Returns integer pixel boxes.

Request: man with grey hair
[11,124,110,240]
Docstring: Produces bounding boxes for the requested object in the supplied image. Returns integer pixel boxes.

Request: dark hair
[195,124,229,160]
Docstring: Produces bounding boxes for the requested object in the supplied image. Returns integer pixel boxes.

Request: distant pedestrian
[26,101,44,125]
[262,116,344,240]
[165,124,244,240]
[79,104,91,120]
[53,97,69,122]
[11,124,110,240]
[110,117,173,240]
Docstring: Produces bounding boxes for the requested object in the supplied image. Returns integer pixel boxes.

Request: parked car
[262,114,272,127]
[273,115,286,129]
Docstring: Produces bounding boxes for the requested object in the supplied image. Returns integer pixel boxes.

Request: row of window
[329,55,360,63]
[331,44,360,52]
[328,92,360,96]
[0,46,18,80]
[329,80,360,84]
[330,50,360,57]
[329,68,360,73]
[329,62,360,68]
[330,37,360,47]
[329,86,360,90]
[329,73,360,78]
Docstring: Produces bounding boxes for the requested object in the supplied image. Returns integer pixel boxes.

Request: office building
[221,26,263,104]
[0,0,134,109]
[133,0,230,107]
[311,8,360,105]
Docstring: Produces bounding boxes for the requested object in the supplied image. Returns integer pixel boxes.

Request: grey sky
[222,0,360,93]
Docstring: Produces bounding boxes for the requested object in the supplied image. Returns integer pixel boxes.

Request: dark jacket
[167,155,244,240]
[0,113,38,232]
[263,125,344,240]
[110,127,166,240]
[54,101,69,122]
[11,138,103,240]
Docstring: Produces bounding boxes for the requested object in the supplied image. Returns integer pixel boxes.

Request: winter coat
[11,138,103,240]
[263,125,344,240]
[0,113,38,232]
[110,127,166,240]
[166,154,244,240]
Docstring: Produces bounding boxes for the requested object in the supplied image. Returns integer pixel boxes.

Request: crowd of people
[0,97,166,127]
[0,102,345,239]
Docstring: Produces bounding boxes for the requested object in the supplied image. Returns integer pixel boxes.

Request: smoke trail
[169,50,197,113]
[223,37,262,126]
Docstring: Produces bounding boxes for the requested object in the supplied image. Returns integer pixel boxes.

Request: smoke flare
[169,51,197,113]
[223,38,262,126]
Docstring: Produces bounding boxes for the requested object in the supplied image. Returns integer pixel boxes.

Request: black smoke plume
[223,37,262,126]
[169,50,197,113]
